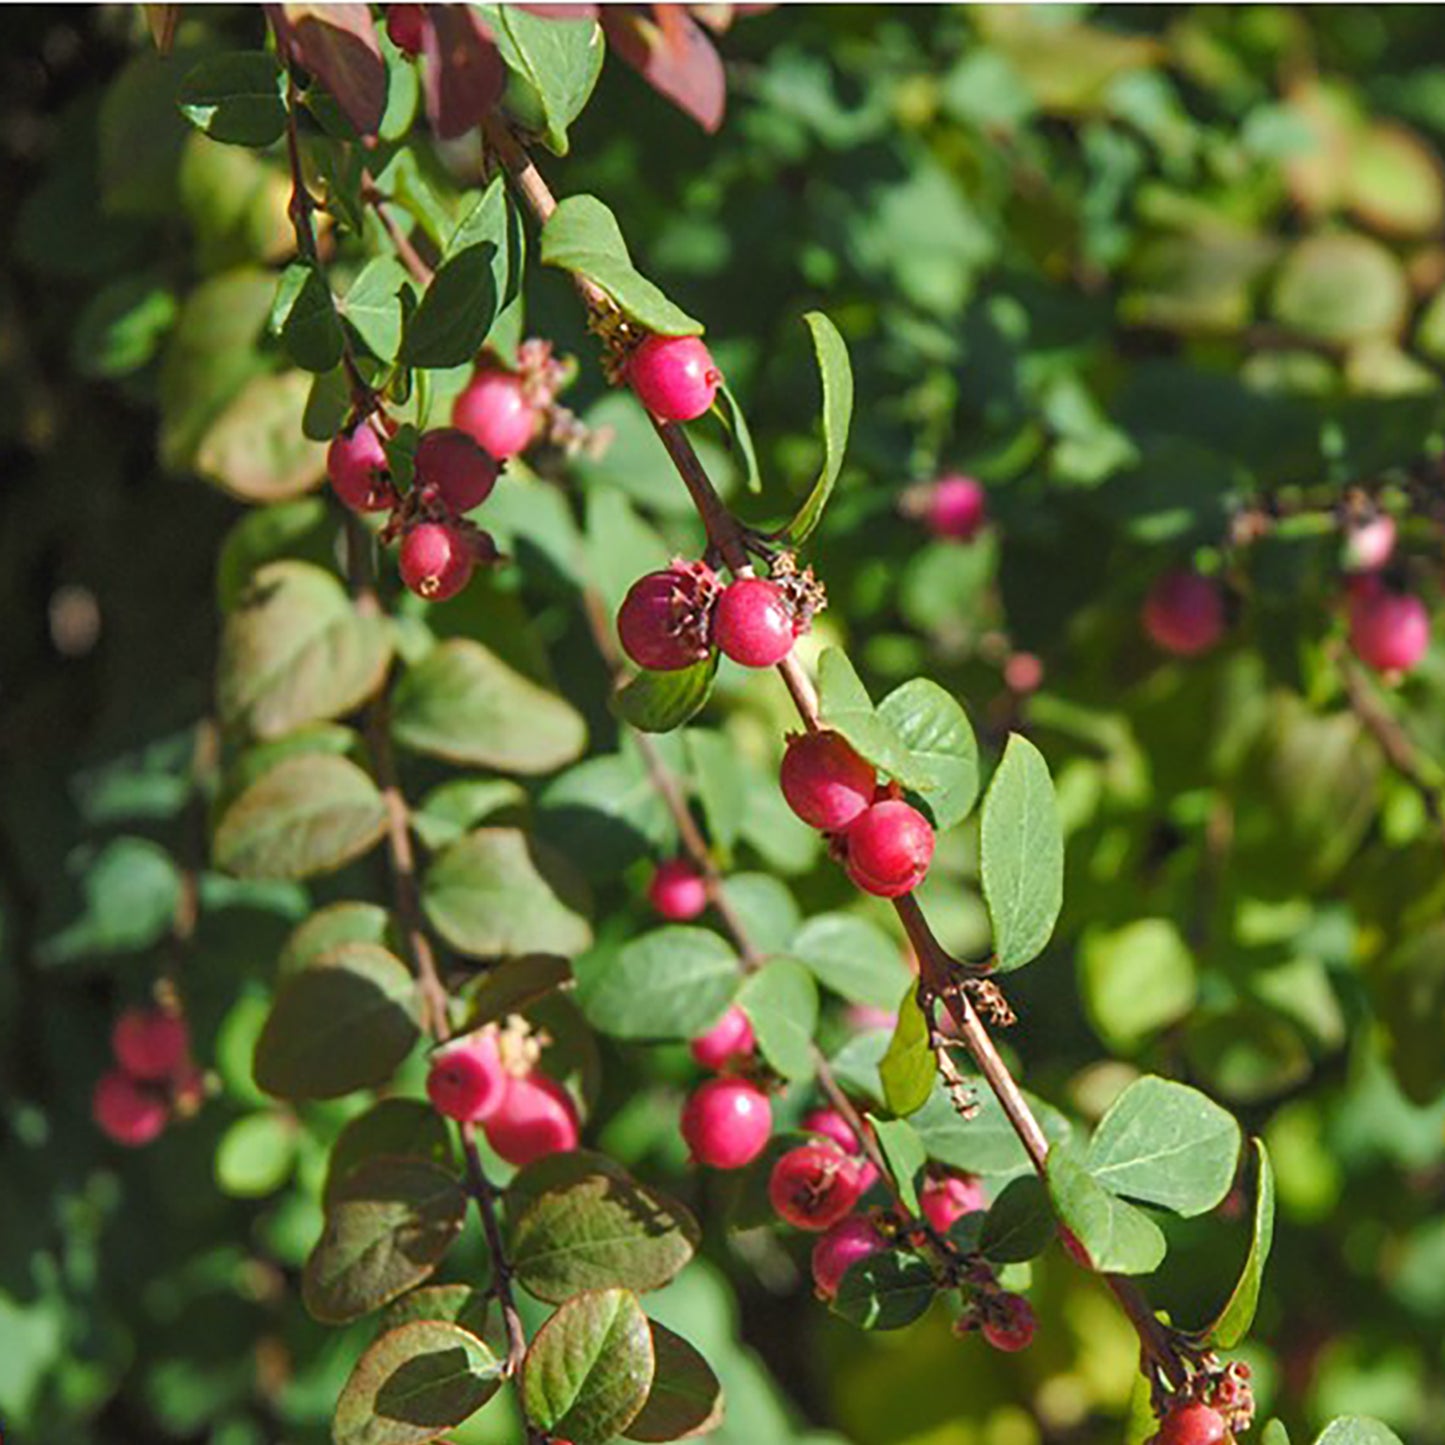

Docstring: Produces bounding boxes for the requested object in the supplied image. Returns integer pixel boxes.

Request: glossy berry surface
[1349,583,1430,674]
[780,730,877,832]
[769,1142,866,1231]
[112,1007,189,1082]
[714,578,796,668]
[681,1077,772,1169]
[483,1072,579,1168]
[616,562,718,671]
[845,799,935,898]
[627,333,721,422]
[327,422,394,513]
[802,1108,861,1155]
[981,1293,1036,1352]
[414,427,498,513]
[811,1214,884,1299]
[920,1173,985,1234]
[385,3,426,55]
[452,369,538,459]
[399,522,474,601]
[427,1033,507,1123]
[93,1070,168,1146]
[1155,1402,1228,1445]
[690,1005,755,1071]
[925,474,987,542]
[1143,571,1226,657]
[648,858,708,921]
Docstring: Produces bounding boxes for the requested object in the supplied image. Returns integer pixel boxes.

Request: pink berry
[648,859,708,922]
[681,1077,772,1170]
[811,1214,885,1300]
[981,1293,1035,1352]
[427,1033,508,1123]
[627,334,721,423]
[1003,651,1043,694]
[452,368,539,460]
[920,1173,985,1234]
[414,427,499,514]
[1142,571,1226,657]
[769,1142,866,1231]
[1155,1402,1228,1445]
[802,1108,861,1155]
[386,2,427,55]
[483,1071,580,1168]
[925,474,987,542]
[1349,584,1430,674]
[112,1008,189,1082]
[714,578,796,668]
[690,1004,754,1071]
[780,731,877,832]
[93,1070,168,1147]
[844,800,935,898]
[1344,513,1397,573]
[327,422,395,513]
[616,561,719,671]
[399,521,474,600]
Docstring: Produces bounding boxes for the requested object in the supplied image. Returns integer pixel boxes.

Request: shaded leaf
[833,1249,935,1331]
[278,4,387,136]
[176,51,286,147]
[325,1100,456,1209]
[279,900,392,975]
[979,1175,1056,1264]
[624,1320,724,1442]
[600,7,724,133]
[1313,1421,1405,1445]
[271,260,344,373]
[196,370,330,502]
[867,1114,927,1215]
[422,6,504,139]
[464,954,573,1027]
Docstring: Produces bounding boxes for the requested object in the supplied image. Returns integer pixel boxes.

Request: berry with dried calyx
[93,1070,168,1147]
[112,1007,189,1082]
[483,1071,580,1168]
[714,578,797,668]
[811,1214,885,1299]
[648,858,708,921]
[844,799,935,898]
[769,1142,866,1231]
[427,1032,508,1123]
[399,521,475,600]
[627,333,721,423]
[616,560,719,671]
[1155,1401,1228,1445]
[452,368,539,460]
[414,427,499,513]
[690,1005,755,1071]
[780,730,877,832]
[327,421,395,513]
[1143,570,1226,657]
[681,1077,772,1169]
[980,1292,1035,1352]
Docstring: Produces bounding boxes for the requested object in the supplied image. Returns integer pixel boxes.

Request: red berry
[769,1142,866,1231]
[93,1070,168,1147]
[616,561,719,671]
[844,800,935,898]
[483,1071,579,1168]
[427,1033,507,1123]
[925,474,987,542]
[802,1108,861,1155]
[112,1008,189,1082]
[690,1004,754,1071]
[386,3,426,55]
[452,368,539,460]
[627,334,721,423]
[648,859,708,922]
[811,1214,885,1299]
[1143,571,1226,657]
[414,427,499,514]
[920,1173,985,1234]
[1155,1401,1228,1445]
[1003,651,1043,695]
[399,522,475,600]
[1344,513,1397,573]
[681,1077,772,1169]
[981,1293,1035,1352]
[714,578,796,668]
[780,730,877,832]
[1349,584,1430,674]
[327,422,395,513]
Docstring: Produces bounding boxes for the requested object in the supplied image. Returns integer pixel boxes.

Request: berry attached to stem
[452,368,539,460]
[780,731,877,832]
[980,1292,1035,1352]
[414,427,499,514]
[689,1004,755,1071]
[714,578,797,668]
[648,858,709,921]
[427,1032,508,1123]
[327,421,395,513]
[844,799,936,898]
[681,1077,772,1169]
[1154,1401,1228,1445]
[627,334,721,423]
[482,1071,580,1168]
[616,561,719,671]
[399,521,475,601]
[801,1108,861,1155]
[769,1142,866,1231]
[920,1173,985,1234]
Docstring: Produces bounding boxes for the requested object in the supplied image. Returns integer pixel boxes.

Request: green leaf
[270,260,344,373]
[832,1250,935,1331]
[713,380,762,493]
[195,369,329,503]
[785,312,854,543]
[325,1100,456,1209]
[1085,1075,1243,1218]
[342,254,413,363]
[392,640,587,774]
[816,649,912,780]
[217,561,393,741]
[979,1175,1056,1264]
[1271,233,1410,344]
[1312,1422,1405,1445]
[573,927,738,1041]
[1204,1139,1275,1348]
[877,678,980,831]
[444,175,526,353]
[304,1157,467,1323]
[279,901,393,975]
[789,912,912,1010]
[490,7,604,156]
[1078,919,1197,1052]
[1044,1140,1165,1276]
[624,1320,724,1443]
[215,1112,297,1198]
[613,655,719,734]
[507,1152,699,1304]
[253,942,421,1100]
[910,1082,1073,1179]
[423,829,593,959]
[213,753,389,881]
[522,1288,656,1445]
[38,836,181,966]
[541,195,702,335]
[1262,1422,1291,1445]
[412,778,528,851]
[463,954,573,1028]
[867,1114,927,1214]
[381,1284,491,1337]
[737,958,818,1081]
[333,1320,503,1445]
[718,874,800,955]
[980,734,1064,971]
[879,987,934,1118]
[71,273,177,379]
[176,51,287,147]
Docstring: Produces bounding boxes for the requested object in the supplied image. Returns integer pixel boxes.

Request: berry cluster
[92,1006,200,1147]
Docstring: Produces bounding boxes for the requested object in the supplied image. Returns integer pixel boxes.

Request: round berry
[427,1033,508,1123]
[648,859,708,922]
[93,1070,168,1147]
[616,561,718,671]
[399,521,475,601]
[452,368,539,460]
[780,730,877,832]
[483,1071,580,1168]
[981,1293,1035,1352]
[811,1214,885,1300]
[386,2,427,55]
[1003,651,1043,695]
[681,1077,772,1170]
[925,474,987,543]
[714,578,796,668]
[1143,571,1226,657]
[1344,513,1397,573]
[920,1173,985,1234]
[414,427,499,514]
[769,1142,866,1231]
[844,800,935,898]
[627,334,721,423]
[690,1004,754,1072]
[1155,1401,1228,1445]
[1349,584,1430,674]
[112,1008,189,1082]
[327,422,395,513]
[801,1108,861,1155]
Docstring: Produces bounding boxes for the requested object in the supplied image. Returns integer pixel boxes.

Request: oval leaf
[176,51,286,146]
[786,311,854,543]
[1045,1141,1165,1277]
[879,987,934,1118]
[624,1321,724,1442]
[573,926,738,1041]
[978,1175,1056,1264]
[325,1099,456,1208]
[491,7,604,156]
[816,649,912,780]
[790,912,912,1010]
[877,678,980,831]
[1313,1421,1406,1445]
[613,656,719,734]
[737,958,818,1081]
[833,1249,936,1331]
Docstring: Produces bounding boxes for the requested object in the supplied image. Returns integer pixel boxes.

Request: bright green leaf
[877,678,980,830]
[1045,1140,1165,1276]
[789,912,911,1010]
[574,927,737,1041]
[490,7,604,156]
[786,311,854,543]
[737,958,818,1081]
[879,987,934,1118]
[1204,1139,1275,1348]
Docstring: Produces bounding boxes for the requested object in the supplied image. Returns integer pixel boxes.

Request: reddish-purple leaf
[424,6,506,140]
[602,5,726,134]
[274,4,387,136]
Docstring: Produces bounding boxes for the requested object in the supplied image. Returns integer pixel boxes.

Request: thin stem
[362,170,436,286]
